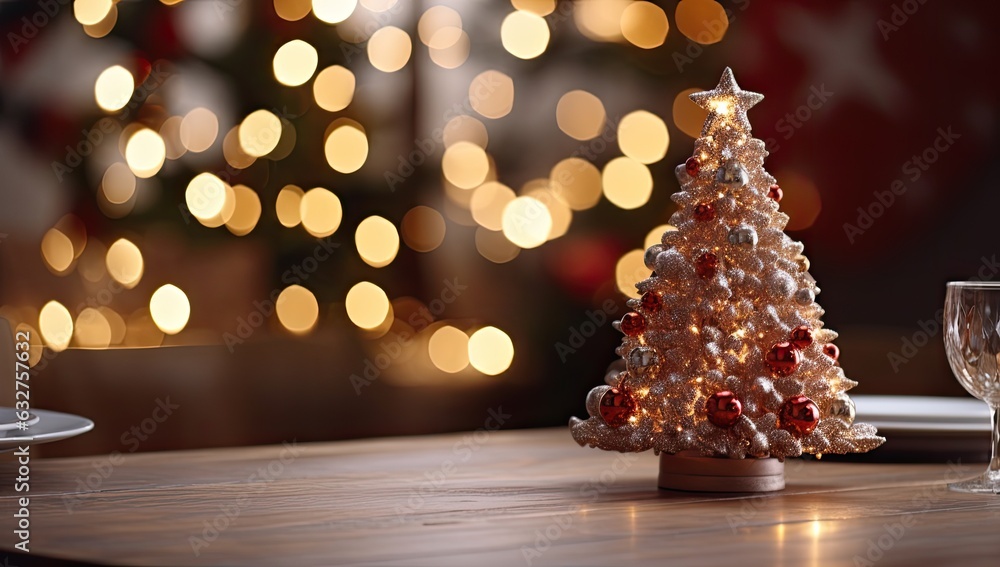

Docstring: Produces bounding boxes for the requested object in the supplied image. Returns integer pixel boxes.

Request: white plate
[0,408,41,431]
[0,408,94,452]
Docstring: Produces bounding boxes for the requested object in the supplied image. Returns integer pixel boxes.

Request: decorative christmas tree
[570,68,884,491]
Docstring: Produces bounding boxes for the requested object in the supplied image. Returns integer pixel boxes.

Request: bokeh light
[428,26,470,69]
[673,87,709,138]
[475,227,520,263]
[39,300,73,352]
[603,157,653,210]
[574,0,629,41]
[94,65,133,111]
[501,10,550,60]
[401,206,446,252]
[239,110,282,157]
[556,90,606,141]
[621,1,669,49]
[468,326,514,375]
[180,107,219,153]
[100,306,126,345]
[368,26,412,72]
[501,196,552,249]
[273,39,319,86]
[616,249,647,298]
[185,173,234,227]
[470,181,515,231]
[618,110,669,164]
[276,285,319,335]
[418,5,462,44]
[512,0,555,16]
[105,238,144,288]
[222,125,256,168]
[300,187,343,237]
[313,65,356,112]
[276,184,305,228]
[550,158,602,211]
[443,115,488,148]
[226,185,263,236]
[102,162,136,205]
[675,0,729,45]
[645,224,676,249]
[74,307,112,348]
[74,0,113,25]
[775,169,823,231]
[123,308,164,348]
[428,326,469,373]
[41,228,74,274]
[160,116,186,160]
[469,70,514,119]
[275,0,312,21]
[82,3,117,37]
[313,0,357,23]
[527,187,572,241]
[149,284,191,335]
[355,216,400,268]
[124,129,166,178]
[346,281,390,330]
[361,0,397,12]
[442,141,489,189]
[324,123,368,173]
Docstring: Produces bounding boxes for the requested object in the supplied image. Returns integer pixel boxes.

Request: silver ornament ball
[586,385,612,418]
[826,393,856,425]
[728,224,758,246]
[795,288,816,305]
[627,346,659,373]
[644,244,665,270]
[674,163,692,184]
[715,159,748,187]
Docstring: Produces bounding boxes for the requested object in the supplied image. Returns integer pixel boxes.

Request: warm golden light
[324,123,368,173]
[239,110,282,157]
[180,107,219,153]
[299,187,343,237]
[74,307,111,348]
[276,184,305,228]
[512,0,555,16]
[123,308,164,348]
[222,126,255,169]
[673,87,709,138]
[469,70,514,120]
[82,2,116,37]
[105,238,144,288]
[442,141,489,189]
[621,1,669,49]
[645,224,676,249]
[94,65,133,111]
[39,301,73,352]
[501,196,552,249]
[501,10,550,60]
[428,326,469,373]
[428,27,470,69]
[345,281,390,330]
[574,0,629,41]
[273,39,319,86]
[418,5,462,44]
[776,169,823,231]
[616,249,647,298]
[99,306,126,345]
[226,185,262,236]
[367,26,411,72]
[274,0,312,21]
[74,0,112,26]
[15,323,43,367]
[40,228,74,274]
[360,0,396,12]
[550,158,602,211]
[443,115,488,148]
[78,240,107,283]
[185,173,231,225]
[401,206,446,252]
[618,110,669,164]
[556,90,606,141]
[470,181,515,231]
[313,65,356,112]
[312,0,357,23]
[468,326,514,375]
[124,129,166,178]
[276,285,319,334]
[355,216,399,268]
[159,116,186,160]
[603,157,653,209]
[475,227,520,263]
[102,162,136,205]
[675,0,729,45]
[527,187,572,241]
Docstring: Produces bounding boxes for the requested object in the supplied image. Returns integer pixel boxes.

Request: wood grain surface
[2,427,999,566]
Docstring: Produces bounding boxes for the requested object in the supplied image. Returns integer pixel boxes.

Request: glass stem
[991,407,1000,476]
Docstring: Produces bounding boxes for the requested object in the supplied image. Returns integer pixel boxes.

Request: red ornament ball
[695,252,718,279]
[768,184,783,202]
[640,291,662,312]
[599,387,635,428]
[685,156,701,177]
[706,391,742,428]
[823,343,840,361]
[765,342,801,376]
[789,325,814,349]
[620,312,646,336]
[693,202,716,222]
[778,395,820,436]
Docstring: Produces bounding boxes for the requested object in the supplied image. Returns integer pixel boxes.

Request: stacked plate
[0,407,94,452]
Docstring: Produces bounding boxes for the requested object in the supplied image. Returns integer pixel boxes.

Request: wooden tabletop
[2,427,999,566]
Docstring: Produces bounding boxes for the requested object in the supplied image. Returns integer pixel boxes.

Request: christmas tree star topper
[689,67,764,135]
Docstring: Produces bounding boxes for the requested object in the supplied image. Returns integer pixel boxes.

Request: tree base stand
[658,451,785,492]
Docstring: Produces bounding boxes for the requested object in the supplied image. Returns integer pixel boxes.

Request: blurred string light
[550,158,602,211]
[525,185,572,241]
[225,185,262,236]
[324,120,368,173]
[57,214,87,261]
[105,238,144,289]
[40,228,74,275]
[574,0,630,42]
[239,110,282,157]
[345,281,389,329]
[150,284,191,335]
[418,5,462,45]
[501,196,551,249]
[474,228,519,264]
[443,115,488,148]
[83,3,117,38]
[78,240,108,283]
[102,162,136,205]
[312,0,357,24]
[442,141,489,189]
[428,325,469,373]
[74,308,112,348]
[94,65,133,112]
[124,129,166,178]
[775,169,822,231]
[180,107,219,153]
[621,1,669,49]
[501,10,550,60]
[400,206,446,252]
[185,173,235,228]
[39,300,73,352]
[274,0,312,21]
[222,126,256,168]
[556,90,606,141]
[101,306,126,345]
[512,0,555,16]
[273,39,319,86]
[299,187,343,237]
[123,308,164,348]
[428,26,470,69]
[615,249,646,298]
[160,117,187,160]
[675,0,729,45]
[469,70,514,119]
[618,110,669,164]
[673,87,710,138]
[361,0,397,11]
[313,65,356,112]
[602,156,653,209]
[368,26,412,73]
[468,326,514,375]
[276,285,319,335]
[276,185,305,227]
[470,181,515,231]
[355,216,400,268]
[74,0,113,26]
